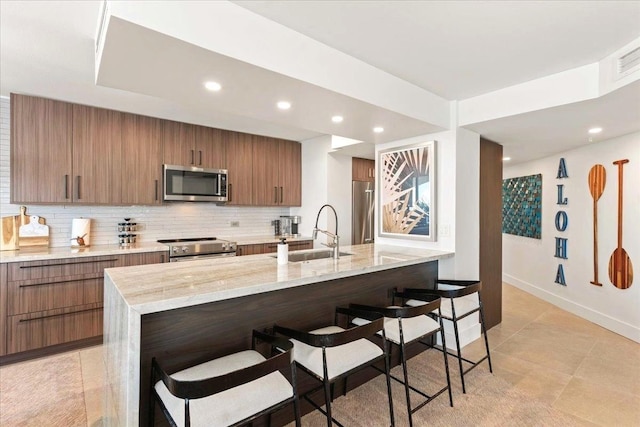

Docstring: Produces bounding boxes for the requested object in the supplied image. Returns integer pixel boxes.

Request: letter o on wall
[555,211,568,232]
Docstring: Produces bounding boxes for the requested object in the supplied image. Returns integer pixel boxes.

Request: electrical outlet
[440,224,451,237]
[230,221,240,227]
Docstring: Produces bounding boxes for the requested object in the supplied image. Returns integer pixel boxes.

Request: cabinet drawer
[288,241,313,251]
[264,240,312,254]
[6,304,103,354]
[7,277,103,316]
[7,256,120,284]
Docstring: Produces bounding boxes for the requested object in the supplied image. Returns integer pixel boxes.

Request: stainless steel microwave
[163,165,228,202]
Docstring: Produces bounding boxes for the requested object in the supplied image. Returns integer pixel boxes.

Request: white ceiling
[1,0,639,163]
[234,1,640,100]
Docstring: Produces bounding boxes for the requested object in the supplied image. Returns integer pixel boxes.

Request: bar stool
[349,292,453,427]
[150,330,301,427]
[274,307,395,427]
[403,279,493,394]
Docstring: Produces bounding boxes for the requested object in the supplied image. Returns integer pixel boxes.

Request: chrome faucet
[312,204,340,259]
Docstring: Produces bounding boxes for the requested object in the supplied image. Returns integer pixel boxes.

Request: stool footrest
[411,385,451,413]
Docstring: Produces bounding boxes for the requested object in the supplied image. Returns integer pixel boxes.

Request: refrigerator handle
[365,189,374,243]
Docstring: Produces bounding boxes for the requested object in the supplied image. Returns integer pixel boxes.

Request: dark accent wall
[480,138,503,329]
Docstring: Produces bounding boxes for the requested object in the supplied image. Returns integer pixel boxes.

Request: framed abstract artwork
[379,141,436,241]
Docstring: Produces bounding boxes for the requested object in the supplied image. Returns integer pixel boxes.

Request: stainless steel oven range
[158,237,237,262]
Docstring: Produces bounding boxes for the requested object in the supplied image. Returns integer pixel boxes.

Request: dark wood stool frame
[274,307,395,427]
[149,330,301,427]
[349,292,453,427]
[403,279,493,393]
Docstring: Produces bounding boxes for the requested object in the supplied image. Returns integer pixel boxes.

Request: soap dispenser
[277,237,288,265]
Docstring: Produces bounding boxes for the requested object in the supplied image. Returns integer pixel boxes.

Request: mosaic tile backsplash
[502,174,542,239]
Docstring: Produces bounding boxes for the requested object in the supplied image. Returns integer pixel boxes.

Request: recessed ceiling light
[332,115,343,123]
[204,81,221,91]
[277,101,291,110]
[373,127,384,133]
[502,157,511,161]
[588,127,602,134]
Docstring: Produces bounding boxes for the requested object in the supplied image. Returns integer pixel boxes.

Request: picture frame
[378,140,436,242]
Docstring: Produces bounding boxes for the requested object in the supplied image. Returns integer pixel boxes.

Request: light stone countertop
[219,235,313,245]
[105,243,454,315]
[0,242,169,263]
[0,236,311,263]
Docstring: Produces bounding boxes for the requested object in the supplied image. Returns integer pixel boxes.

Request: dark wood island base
[140,261,438,426]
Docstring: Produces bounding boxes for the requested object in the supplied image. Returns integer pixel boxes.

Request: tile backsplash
[0,97,289,247]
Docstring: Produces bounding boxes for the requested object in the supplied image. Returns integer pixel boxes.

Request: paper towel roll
[71,218,91,247]
[277,240,288,265]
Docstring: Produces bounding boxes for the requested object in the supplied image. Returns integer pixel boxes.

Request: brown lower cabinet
[236,240,312,256]
[0,251,166,362]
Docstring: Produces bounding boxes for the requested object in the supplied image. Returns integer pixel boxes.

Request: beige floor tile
[534,310,610,340]
[589,394,640,427]
[574,355,640,397]
[552,377,635,424]
[80,345,105,426]
[511,366,572,404]
[491,351,541,377]
[513,322,597,356]
[80,345,104,388]
[562,413,602,427]
[485,322,523,347]
[589,333,640,366]
[495,334,587,375]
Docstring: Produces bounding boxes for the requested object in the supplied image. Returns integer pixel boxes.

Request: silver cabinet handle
[228,183,233,202]
[155,180,159,201]
[274,186,278,203]
[190,149,195,165]
[199,150,203,166]
[280,186,283,203]
[64,175,69,199]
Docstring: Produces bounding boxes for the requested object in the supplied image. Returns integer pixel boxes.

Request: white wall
[0,97,290,247]
[291,135,353,248]
[503,132,640,342]
[327,151,353,246]
[375,129,481,279]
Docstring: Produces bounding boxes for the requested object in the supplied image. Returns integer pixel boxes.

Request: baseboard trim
[0,336,103,366]
[503,274,640,343]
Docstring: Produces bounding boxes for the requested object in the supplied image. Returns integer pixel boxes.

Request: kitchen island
[103,243,453,426]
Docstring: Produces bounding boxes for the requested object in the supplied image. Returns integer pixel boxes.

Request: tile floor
[0,283,639,426]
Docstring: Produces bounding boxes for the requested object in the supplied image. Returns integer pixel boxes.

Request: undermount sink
[272,250,353,262]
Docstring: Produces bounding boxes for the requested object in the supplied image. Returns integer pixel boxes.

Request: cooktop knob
[181,246,189,253]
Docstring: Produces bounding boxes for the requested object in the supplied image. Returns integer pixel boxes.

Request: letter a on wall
[555,264,567,286]
[557,158,569,179]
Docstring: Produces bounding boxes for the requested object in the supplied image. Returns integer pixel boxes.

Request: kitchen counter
[222,234,313,245]
[0,236,310,263]
[0,242,168,263]
[105,244,452,314]
[104,243,452,426]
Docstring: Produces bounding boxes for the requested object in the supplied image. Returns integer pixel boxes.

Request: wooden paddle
[588,165,606,286]
[608,159,633,289]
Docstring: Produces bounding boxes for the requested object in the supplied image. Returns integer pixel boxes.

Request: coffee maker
[279,215,301,236]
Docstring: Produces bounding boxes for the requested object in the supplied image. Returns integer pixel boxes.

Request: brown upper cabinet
[121,113,163,205]
[162,121,225,169]
[225,131,254,205]
[352,157,375,182]
[278,139,302,206]
[72,105,122,204]
[10,94,301,206]
[11,95,123,205]
[11,94,73,204]
[252,136,301,206]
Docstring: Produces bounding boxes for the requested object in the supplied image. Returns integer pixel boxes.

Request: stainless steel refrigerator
[352,181,375,245]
